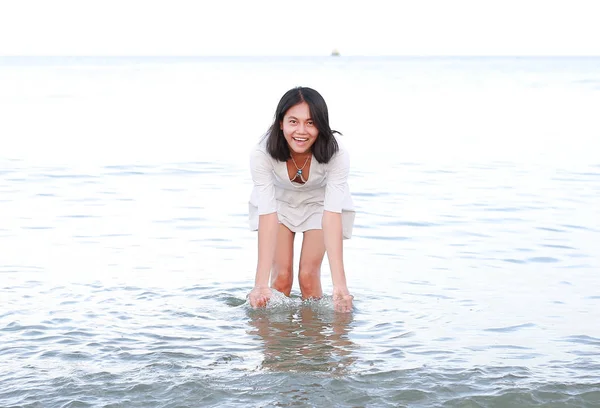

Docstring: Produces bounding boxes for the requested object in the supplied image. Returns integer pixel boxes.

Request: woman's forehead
[285,102,311,118]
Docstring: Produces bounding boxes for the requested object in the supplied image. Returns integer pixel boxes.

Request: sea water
[1,56,599,407]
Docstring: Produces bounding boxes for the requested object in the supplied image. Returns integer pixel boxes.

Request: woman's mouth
[292,137,309,146]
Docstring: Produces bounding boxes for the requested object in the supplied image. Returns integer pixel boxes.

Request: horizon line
[2,54,600,59]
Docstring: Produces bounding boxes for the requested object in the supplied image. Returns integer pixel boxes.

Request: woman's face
[280,102,319,156]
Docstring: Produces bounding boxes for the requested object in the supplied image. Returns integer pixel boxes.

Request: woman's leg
[298,229,326,299]
[270,223,295,296]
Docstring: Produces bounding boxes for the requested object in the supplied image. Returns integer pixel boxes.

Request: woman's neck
[290,151,311,162]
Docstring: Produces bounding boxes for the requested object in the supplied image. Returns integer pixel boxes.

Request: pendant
[296,169,303,176]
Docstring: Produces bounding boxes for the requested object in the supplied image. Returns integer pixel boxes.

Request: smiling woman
[247,86,356,312]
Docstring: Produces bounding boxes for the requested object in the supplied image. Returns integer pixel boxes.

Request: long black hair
[263,86,340,163]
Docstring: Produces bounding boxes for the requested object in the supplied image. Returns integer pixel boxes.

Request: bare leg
[298,229,326,300]
[270,223,295,296]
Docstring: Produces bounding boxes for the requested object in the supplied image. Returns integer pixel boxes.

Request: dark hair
[263,86,340,163]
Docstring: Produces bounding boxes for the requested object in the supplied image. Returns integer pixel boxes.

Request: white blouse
[248,136,355,239]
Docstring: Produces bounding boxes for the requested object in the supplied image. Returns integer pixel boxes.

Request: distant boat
[331,49,340,57]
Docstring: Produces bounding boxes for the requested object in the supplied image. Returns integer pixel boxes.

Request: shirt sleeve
[250,147,277,215]
[324,146,350,213]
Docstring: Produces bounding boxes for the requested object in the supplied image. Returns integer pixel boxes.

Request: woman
[247,86,355,313]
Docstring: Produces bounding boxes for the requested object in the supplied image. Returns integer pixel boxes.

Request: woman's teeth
[293,137,308,142]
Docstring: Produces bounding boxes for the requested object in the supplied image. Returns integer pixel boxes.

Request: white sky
[0,0,599,56]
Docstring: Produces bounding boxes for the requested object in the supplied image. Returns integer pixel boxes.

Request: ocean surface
[1,56,600,407]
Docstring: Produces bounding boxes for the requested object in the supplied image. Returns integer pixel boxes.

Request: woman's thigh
[297,229,326,298]
[273,223,295,275]
[299,229,326,275]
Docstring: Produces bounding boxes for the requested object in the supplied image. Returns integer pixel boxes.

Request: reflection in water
[247,303,357,374]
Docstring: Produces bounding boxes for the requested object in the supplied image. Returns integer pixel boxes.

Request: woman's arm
[248,148,278,307]
[254,212,279,288]
[323,145,354,312]
[322,210,348,291]
[248,212,278,308]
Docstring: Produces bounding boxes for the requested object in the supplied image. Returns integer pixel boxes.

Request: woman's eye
[307,121,314,126]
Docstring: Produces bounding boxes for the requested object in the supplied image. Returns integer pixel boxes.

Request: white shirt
[248,135,355,239]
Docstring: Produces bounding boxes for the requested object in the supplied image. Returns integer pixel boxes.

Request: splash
[264,289,301,310]
[243,289,339,314]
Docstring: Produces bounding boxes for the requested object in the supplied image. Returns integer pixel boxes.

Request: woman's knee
[271,265,293,295]
[298,262,322,297]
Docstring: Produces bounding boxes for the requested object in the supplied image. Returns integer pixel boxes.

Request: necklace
[290,154,310,183]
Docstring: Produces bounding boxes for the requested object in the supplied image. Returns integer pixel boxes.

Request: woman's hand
[248,286,273,308]
[333,286,354,313]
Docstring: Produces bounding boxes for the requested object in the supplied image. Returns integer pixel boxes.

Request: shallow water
[1,57,600,407]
